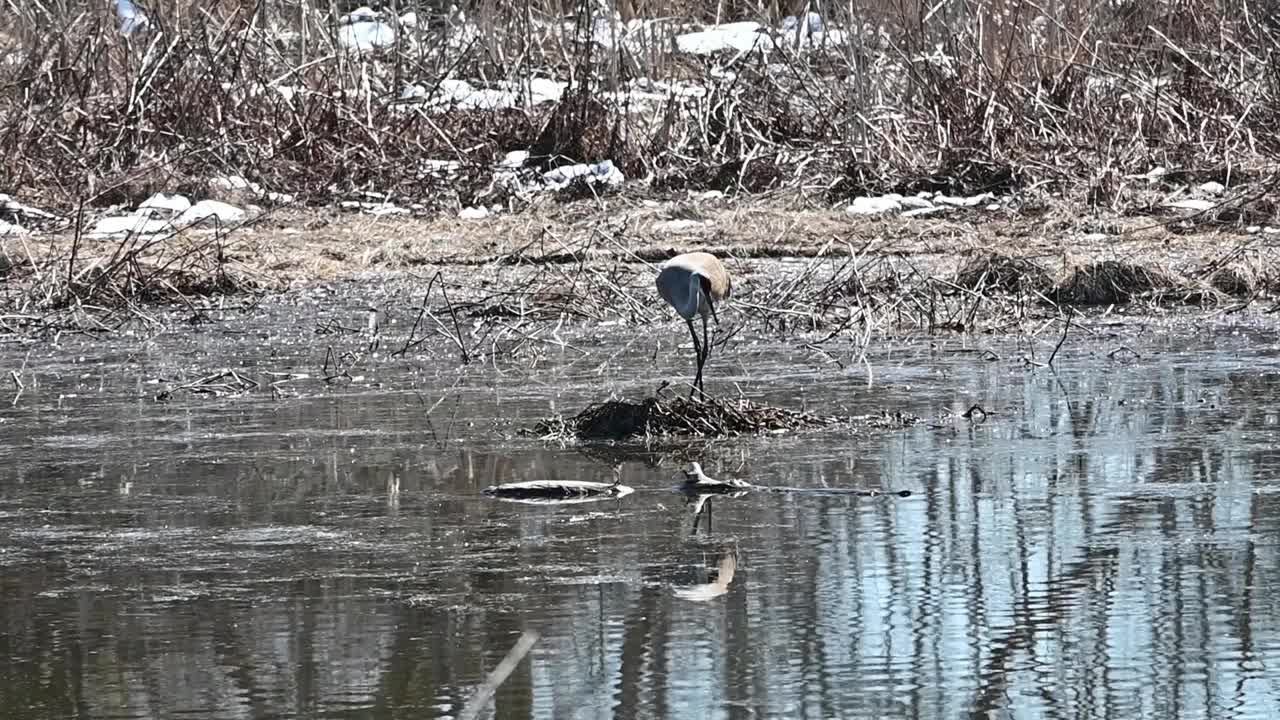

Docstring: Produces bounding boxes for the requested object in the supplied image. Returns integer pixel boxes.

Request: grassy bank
[0,0,1277,335]
[1,201,1271,341]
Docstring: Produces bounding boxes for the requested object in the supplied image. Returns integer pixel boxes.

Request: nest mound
[1050,260,1175,305]
[530,395,842,441]
[952,252,1052,294]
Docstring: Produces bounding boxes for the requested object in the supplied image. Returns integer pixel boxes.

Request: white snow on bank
[178,200,247,226]
[139,193,191,215]
[1,194,59,222]
[541,160,625,190]
[586,15,671,54]
[672,13,860,55]
[212,176,294,205]
[338,6,397,52]
[88,194,250,237]
[400,78,567,111]
[115,0,149,37]
[0,193,62,234]
[778,12,848,47]
[847,191,1003,217]
[452,158,627,218]
[90,214,170,237]
[676,22,767,55]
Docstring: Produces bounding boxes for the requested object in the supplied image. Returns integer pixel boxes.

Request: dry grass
[952,252,1053,295]
[1051,260,1177,305]
[3,195,1276,342]
[2,0,1279,337]
[1,0,1278,216]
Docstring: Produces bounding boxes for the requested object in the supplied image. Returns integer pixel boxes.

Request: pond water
[3,305,1280,719]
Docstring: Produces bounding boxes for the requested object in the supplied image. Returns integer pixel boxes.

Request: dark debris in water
[528,395,920,442]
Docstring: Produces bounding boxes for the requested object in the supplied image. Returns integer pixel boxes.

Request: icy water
[3,307,1280,719]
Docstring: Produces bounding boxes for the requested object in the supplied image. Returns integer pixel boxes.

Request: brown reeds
[3,0,1279,338]
[1,0,1277,214]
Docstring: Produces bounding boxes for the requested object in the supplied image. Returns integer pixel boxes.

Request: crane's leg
[698,313,711,395]
[705,300,719,365]
[686,317,704,398]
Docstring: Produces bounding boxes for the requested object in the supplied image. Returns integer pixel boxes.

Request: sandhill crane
[656,252,731,397]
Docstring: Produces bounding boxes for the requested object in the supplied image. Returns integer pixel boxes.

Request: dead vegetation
[529,394,846,441]
[953,252,1052,296]
[3,199,1278,343]
[1050,261,1176,305]
[0,226,265,337]
[0,0,1278,218]
[1,1,1279,337]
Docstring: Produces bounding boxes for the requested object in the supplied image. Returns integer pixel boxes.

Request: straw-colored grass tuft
[1050,260,1174,305]
[1208,266,1256,296]
[952,252,1052,294]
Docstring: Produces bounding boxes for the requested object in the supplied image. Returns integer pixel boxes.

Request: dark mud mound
[531,395,868,441]
[952,252,1052,294]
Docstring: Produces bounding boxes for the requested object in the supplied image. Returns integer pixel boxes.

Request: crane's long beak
[707,297,719,326]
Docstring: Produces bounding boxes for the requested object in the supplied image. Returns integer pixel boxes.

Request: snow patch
[175,200,248,227]
[115,0,149,36]
[339,6,396,52]
[847,194,902,215]
[541,160,625,190]
[90,214,170,237]
[1164,198,1215,212]
[676,22,768,55]
[139,193,192,216]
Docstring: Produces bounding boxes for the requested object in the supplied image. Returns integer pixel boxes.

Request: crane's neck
[679,271,704,319]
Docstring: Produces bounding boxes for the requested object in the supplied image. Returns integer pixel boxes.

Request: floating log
[482,479,634,505]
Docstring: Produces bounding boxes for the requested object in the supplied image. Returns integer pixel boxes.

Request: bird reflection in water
[672,546,738,602]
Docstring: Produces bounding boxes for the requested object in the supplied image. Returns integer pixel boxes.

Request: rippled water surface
[3,308,1280,719]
